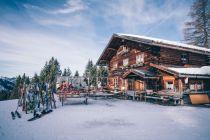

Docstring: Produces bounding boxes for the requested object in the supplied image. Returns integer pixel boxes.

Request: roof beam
[150,63,178,76]
[107,47,117,51]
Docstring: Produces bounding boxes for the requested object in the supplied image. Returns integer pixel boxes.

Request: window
[113,62,118,69]
[113,78,118,88]
[165,81,174,90]
[123,58,129,66]
[117,45,129,55]
[122,46,128,52]
[121,79,126,90]
[181,53,188,64]
[190,81,203,91]
[135,80,144,91]
[136,53,144,64]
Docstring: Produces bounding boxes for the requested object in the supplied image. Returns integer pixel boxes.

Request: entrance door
[128,79,134,90]
[127,79,135,97]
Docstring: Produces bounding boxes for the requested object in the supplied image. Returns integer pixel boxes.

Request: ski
[27,109,53,121]
[27,114,41,121]
[42,109,53,115]
[11,112,15,120]
[15,110,21,118]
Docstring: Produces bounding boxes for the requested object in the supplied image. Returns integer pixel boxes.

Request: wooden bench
[144,95,170,104]
[58,92,88,106]
[89,92,114,99]
[124,91,147,101]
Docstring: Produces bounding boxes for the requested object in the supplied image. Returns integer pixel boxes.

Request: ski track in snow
[0,98,210,140]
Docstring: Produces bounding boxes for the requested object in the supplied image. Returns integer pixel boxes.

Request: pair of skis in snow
[11,86,22,120]
[11,109,53,121]
[11,110,21,120]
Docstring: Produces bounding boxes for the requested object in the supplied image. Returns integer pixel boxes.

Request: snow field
[0,98,210,140]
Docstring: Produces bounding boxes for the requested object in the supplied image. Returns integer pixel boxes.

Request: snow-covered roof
[167,66,210,75]
[150,63,210,78]
[116,33,210,54]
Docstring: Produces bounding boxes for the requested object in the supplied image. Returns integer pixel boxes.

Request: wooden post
[132,79,135,101]
[178,79,183,95]
[144,79,147,91]
[144,79,147,102]
[133,91,135,101]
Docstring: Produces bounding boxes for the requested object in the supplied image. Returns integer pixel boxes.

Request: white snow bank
[116,33,210,53]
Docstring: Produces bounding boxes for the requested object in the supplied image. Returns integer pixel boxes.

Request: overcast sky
[0,0,193,77]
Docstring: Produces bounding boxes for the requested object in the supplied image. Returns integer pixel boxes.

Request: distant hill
[0,77,16,92]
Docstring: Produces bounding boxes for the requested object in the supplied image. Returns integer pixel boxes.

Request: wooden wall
[107,43,209,90]
[159,48,209,66]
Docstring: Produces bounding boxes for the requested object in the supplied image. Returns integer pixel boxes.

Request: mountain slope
[0,77,16,92]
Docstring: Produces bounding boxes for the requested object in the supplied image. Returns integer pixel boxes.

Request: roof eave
[115,34,210,55]
[96,34,118,65]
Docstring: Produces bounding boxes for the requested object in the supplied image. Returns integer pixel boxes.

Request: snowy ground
[0,97,210,140]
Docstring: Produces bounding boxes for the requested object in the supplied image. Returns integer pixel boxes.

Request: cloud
[24,0,87,15]
[0,26,100,77]
[102,0,190,34]
[24,0,88,27]
[51,0,87,14]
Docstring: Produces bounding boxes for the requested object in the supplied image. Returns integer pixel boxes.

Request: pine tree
[84,60,93,86]
[32,73,39,84]
[83,60,98,86]
[184,0,210,48]
[97,66,108,86]
[90,65,97,86]
[25,76,30,85]
[22,73,26,84]
[62,68,67,76]
[66,67,72,76]
[74,70,79,77]
[39,57,62,90]
[40,62,48,82]
[84,60,93,77]
[10,75,22,99]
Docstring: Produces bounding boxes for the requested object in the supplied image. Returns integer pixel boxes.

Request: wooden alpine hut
[96,33,210,104]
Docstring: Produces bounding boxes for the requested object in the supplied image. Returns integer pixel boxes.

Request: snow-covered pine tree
[183,0,210,48]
